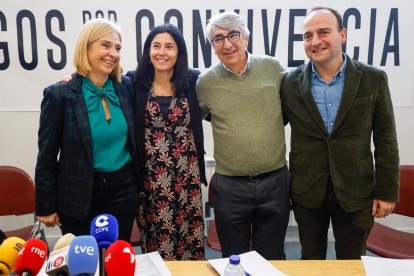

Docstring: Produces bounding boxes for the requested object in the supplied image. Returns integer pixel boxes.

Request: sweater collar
[222,51,250,76]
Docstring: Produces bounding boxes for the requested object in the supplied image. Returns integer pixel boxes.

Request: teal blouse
[82,77,131,172]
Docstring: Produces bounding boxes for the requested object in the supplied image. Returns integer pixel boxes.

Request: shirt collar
[222,51,250,76]
[311,53,347,79]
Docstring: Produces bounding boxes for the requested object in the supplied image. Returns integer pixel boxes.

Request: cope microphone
[90,214,118,276]
[67,236,99,276]
[0,237,25,276]
[45,233,76,276]
[104,240,136,276]
[14,238,48,276]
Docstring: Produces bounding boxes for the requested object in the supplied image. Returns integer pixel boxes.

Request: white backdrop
[0,0,412,110]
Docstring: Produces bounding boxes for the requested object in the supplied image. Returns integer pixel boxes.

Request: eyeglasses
[211,31,241,47]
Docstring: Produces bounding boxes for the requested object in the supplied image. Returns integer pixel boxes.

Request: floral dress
[137,89,205,260]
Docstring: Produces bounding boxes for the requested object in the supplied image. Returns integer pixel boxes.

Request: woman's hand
[37,213,62,227]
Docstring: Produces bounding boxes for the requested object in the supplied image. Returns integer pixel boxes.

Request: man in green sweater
[196,11,290,260]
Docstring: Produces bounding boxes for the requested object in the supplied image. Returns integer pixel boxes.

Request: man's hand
[372,199,396,218]
[37,213,62,227]
[57,74,72,83]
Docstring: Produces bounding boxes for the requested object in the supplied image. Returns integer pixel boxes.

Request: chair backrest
[0,166,35,216]
[393,165,414,217]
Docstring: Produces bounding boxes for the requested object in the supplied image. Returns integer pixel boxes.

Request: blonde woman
[35,18,139,240]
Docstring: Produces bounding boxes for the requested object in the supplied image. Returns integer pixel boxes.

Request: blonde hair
[73,18,122,82]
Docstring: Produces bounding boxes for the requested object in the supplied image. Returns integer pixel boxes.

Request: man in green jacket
[281,7,399,259]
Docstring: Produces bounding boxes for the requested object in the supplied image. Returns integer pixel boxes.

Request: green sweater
[196,54,287,176]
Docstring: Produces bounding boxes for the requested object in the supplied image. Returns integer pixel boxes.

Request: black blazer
[126,69,207,186]
[35,73,138,219]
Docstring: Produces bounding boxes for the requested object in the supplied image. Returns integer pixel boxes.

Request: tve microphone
[45,233,76,276]
[0,237,25,276]
[67,236,99,276]
[104,240,136,276]
[90,214,118,276]
[14,238,48,276]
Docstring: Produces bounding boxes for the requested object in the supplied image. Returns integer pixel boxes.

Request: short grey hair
[206,11,250,42]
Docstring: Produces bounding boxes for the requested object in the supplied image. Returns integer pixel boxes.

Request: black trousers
[212,166,291,260]
[59,161,139,242]
[293,183,374,260]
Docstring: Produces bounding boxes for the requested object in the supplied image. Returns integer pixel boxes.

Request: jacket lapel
[331,58,362,135]
[71,75,94,165]
[298,63,329,135]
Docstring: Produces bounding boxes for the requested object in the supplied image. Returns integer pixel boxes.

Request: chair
[204,181,221,251]
[0,166,39,240]
[367,165,414,258]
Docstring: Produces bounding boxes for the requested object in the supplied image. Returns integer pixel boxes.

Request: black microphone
[0,229,7,244]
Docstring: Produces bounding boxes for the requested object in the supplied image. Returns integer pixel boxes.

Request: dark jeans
[293,183,374,260]
[59,161,139,241]
[212,166,291,260]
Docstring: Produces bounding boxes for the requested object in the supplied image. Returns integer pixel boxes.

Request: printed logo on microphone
[53,256,64,267]
[13,242,24,252]
[123,247,135,263]
[74,244,95,256]
[95,215,109,227]
[105,252,112,263]
[104,247,134,263]
[32,246,47,258]
[95,215,110,233]
[19,246,47,258]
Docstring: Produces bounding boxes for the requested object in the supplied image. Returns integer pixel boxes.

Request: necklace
[151,83,174,96]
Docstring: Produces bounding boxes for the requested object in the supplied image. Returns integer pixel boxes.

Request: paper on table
[135,251,172,276]
[208,250,286,276]
[362,256,414,276]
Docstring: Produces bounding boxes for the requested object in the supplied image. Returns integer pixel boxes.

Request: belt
[242,167,283,181]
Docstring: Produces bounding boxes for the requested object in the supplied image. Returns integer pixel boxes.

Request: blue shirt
[311,54,347,133]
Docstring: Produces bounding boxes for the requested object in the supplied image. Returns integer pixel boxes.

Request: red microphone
[14,238,48,276]
[104,240,135,276]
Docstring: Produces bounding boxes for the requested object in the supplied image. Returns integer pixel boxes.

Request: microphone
[67,236,99,276]
[30,221,46,241]
[14,238,48,276]
[53,233,76,251]
[0,237,25,275]
[45,233,76,276]
[90,214,118,248]
[104,240,136,276]
[90,214,118,276]
[0,229,7,244]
